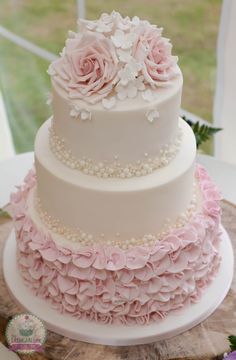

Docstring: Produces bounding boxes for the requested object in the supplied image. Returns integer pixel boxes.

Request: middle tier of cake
[35,118,196,246]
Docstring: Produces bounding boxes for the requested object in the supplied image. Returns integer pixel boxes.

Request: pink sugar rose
[132,24,178,86]
[52,32,118,104]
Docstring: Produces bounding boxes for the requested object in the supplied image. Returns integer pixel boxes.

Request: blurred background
[0,0,221,154]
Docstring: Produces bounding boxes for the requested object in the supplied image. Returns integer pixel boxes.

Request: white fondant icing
[33,184,199,248]
[35,117,196,242]
[49,122,182,178]
[51,73,183,168]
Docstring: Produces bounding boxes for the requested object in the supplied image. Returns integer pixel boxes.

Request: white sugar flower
[142,89,154,102]
[101,11,118,26]
[96,21,113,33]
[79,12,123,34]
[70,106,91,121]
[117,16,131,31]
[117,49,132,63]
[102,97,116,109]
[111,29,136,49]
[134,75,146,91]
[70,105,81,118]
[47,64,56,76]
[118,60,141,86]
[59,46,66,57]
[68,30,77,38]
[116,82,138,100]
[80,109,91,121]
[85,21,97,30]
[78,19,97,31]
[117,67,133,86]
[131,16,140,26]
[146,109,159,123]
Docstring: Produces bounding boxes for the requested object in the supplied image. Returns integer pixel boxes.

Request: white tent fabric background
[214,0,236,165]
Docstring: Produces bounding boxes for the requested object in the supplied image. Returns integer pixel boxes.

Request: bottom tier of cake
[10,165,222,326]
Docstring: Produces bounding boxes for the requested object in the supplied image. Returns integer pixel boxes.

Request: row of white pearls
[49,126,183,179]
[35,183,198,249]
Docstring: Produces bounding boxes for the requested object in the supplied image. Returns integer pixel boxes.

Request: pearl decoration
[35,182,198,250]
[49,125,183,179]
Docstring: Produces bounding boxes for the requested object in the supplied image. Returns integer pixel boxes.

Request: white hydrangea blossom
[117,49,132,63]
[117,60,142,86]
[70,106,91,121]
[116,82,138,100]
[146,109,160,123]
[102,97,116,109]
[111,29,136,49]
[142,89,154,102]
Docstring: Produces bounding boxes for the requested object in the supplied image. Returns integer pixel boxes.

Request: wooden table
[0,154,236,359]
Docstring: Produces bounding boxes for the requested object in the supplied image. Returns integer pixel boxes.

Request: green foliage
[0,208,11,219]
[228,335,236,351]
[182,116,222,148]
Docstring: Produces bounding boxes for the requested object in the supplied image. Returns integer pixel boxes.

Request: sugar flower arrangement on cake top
[48,11,180,109]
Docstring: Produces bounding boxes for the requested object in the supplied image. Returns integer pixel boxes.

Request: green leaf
[228,335,236,351]
[0,208,11,219]
[182,115,222,148]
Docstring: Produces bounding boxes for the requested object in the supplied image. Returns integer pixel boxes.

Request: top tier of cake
[48,11,182,178]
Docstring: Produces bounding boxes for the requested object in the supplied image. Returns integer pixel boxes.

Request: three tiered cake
[10,12,221,325]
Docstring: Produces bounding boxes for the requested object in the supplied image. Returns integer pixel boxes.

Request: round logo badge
[5,313,46,354]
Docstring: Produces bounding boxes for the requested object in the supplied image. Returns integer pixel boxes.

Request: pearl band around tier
[49,119,183,178]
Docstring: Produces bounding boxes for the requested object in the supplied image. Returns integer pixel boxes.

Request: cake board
[3,226,234,346]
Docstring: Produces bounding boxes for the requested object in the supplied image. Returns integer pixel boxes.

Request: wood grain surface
[0,200,235,360]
